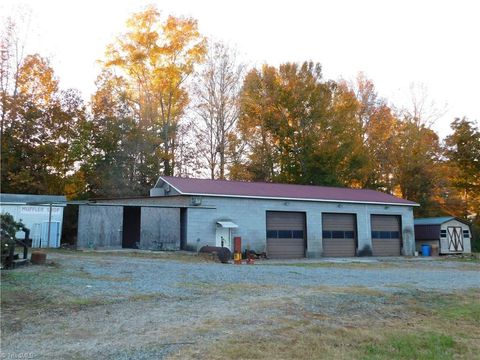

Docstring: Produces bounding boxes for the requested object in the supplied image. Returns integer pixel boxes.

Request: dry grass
[170,289,480,360]
[2,253,479,360]
[259,256,480,271]
[43,248,211,263]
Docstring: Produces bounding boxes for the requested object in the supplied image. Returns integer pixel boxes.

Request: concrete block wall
[79,194,416,257]
[184,196,416,257]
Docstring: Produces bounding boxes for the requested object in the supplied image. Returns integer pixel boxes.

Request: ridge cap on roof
[161,175,390,193]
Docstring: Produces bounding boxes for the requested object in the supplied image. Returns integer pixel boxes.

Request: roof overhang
[184,192,419,207]
[216,221,238,228]
[0,201,67,207]
[414,217,471,226]
[159,177,420,207]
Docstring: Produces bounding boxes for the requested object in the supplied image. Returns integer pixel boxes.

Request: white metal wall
[0,204,64,248]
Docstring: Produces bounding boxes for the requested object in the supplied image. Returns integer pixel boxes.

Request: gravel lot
[1,252,479,359]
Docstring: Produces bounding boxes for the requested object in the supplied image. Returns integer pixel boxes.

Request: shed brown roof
[160,176,418,206]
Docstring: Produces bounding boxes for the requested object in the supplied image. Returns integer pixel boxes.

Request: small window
[332,231,344,239]
[371,231,380,239]
[463,230,470,238]
[344,231,354,238]
[440,230,447,238]
[278,230,292,238]
[390,231,400,239]
[380,231,391,239]
[322,231,332,239]
[292,230,304,238]
[266,230,278,238]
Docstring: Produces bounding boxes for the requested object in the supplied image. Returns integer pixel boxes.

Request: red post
[233,237,242,264]
[234,237,241,253]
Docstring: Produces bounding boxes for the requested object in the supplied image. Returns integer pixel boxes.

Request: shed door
[33,222,60,248]
[371,215,401,256]
[447,226,463,252]
[266,212,306,259]
[322,213,356,257]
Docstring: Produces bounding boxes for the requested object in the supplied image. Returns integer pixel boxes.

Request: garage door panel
[266,238,304,245]
[323,239,356,257]
[267,212,304,230]
[267,250,305,259]
[322,213,356,257]
[266,212,306,259]
[371,215,401,256]
[372,239,401,256]
[322,214,356,230]
[267,241,305,258]
[371,215,400,230]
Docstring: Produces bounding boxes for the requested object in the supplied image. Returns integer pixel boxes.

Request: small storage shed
[0,193,66,248]
[414,217,472,254]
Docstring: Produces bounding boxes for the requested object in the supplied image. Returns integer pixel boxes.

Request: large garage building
[77,176,418,258]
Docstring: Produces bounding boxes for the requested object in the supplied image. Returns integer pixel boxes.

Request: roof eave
[179,192,419,207]
[160,177,419,207]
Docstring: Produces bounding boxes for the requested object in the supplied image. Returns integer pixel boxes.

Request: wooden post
[46,203,53,248]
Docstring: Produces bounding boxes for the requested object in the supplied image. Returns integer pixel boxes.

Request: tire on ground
[199,246,232,263]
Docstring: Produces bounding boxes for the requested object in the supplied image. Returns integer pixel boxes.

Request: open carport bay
[1,251,479,359]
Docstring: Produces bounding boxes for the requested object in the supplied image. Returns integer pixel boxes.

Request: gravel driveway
[1,252,479,359]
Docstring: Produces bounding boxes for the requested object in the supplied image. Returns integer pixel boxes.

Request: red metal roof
[160,176,418,206]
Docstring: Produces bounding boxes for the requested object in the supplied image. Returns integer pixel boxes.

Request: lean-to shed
[0,193,66,248]
[414,217,472,254]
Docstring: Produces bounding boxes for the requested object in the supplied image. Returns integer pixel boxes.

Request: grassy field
[1,252,479,359]
[171,288,480,360]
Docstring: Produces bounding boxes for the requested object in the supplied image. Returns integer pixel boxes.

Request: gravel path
[53,253,480,296]
[1,253,479,360]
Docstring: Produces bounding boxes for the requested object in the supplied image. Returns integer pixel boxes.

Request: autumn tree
[444,118,480,218]
[315,81,367,187]
[236,65,278,181]
[404,82,447,128]
[237,62,367,186]
[1,53,87,196]
[81,70,147,197]
[0,15,27,138]
[192,41,245,179]
[393,117,442,215]
[100,5,206,178]
[348,74,399,191]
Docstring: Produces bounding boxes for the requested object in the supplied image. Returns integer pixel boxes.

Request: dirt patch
[44,248,210,263]
[1,253,479,359]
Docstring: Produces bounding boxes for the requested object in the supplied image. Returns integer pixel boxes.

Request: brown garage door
[322,213,356,257]
[266,212,306,259]
[371,215,401,256]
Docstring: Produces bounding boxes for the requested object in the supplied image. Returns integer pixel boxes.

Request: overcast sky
[2,0,479,139]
